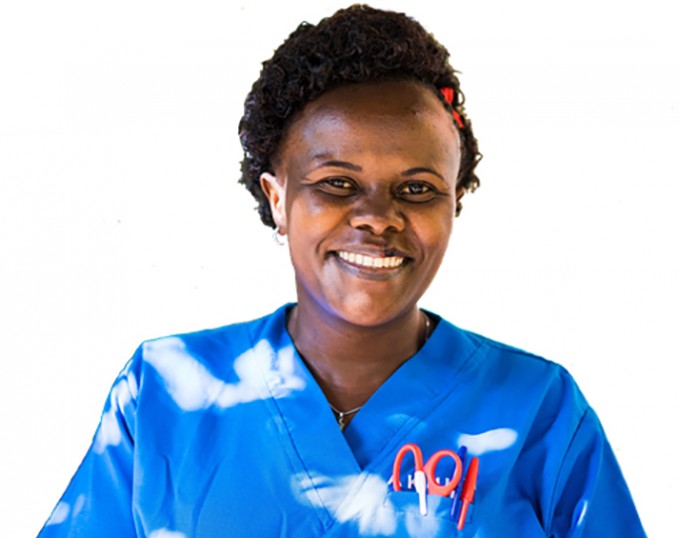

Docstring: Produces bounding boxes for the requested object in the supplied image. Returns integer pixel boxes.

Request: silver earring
[273,226,286,246]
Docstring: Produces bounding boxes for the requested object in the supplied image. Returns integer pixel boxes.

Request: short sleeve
[547,407,646,537]
[37,355,140,537]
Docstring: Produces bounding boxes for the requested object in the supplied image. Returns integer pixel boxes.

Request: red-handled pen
[457,456,479,531]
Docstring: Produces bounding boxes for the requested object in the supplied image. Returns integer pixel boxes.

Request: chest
[130,394,549,537]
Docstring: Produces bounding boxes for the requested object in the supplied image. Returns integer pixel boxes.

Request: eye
[316,177,357,196]
[325,177,353,189]
[398,181,437,201]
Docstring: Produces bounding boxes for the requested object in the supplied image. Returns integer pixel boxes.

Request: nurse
[39,5,646,537]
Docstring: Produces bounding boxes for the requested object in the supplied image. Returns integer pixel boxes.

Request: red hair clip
[440,87,464,129]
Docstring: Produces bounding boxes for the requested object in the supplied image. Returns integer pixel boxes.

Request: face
[262,80,463,328]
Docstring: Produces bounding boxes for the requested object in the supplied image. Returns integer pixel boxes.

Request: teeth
[337,251,405,269]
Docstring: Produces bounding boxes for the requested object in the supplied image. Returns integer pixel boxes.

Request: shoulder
[437,316,576,382]
[463,325,567,374]
[135,304,290,367]
[118,305,290,393]
[111,305,292,413]
[434,316,590,422]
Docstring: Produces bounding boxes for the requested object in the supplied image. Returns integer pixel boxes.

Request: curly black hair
[238,4,481,228]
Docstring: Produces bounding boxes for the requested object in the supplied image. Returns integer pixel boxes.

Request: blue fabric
[39,305,645,537]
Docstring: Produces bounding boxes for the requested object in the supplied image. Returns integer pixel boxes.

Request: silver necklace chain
[329,404,363,431]
[329,312,432,431]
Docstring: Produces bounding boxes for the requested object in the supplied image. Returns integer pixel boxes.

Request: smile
[336,250,406,269]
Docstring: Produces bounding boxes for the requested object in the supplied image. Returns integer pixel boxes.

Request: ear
[260,172,287,232]
[455,185,466,217]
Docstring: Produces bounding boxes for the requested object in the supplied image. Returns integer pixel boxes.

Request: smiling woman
[37,4,646,538]
[264,81,459,331]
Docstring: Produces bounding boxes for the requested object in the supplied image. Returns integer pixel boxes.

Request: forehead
[275,80,460,172]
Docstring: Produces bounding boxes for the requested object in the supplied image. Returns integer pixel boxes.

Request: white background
[1,0,677,535]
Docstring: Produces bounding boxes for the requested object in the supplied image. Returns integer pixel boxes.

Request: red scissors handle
[392,444,463,497]
[392,443,424,491]
[423,449,462,497]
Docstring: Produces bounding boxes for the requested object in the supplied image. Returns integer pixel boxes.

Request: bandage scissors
[391,442,463,516]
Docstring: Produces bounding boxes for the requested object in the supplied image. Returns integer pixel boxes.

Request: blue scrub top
[38,305,646,537]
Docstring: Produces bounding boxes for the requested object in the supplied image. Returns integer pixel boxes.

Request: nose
[348,191,405,235]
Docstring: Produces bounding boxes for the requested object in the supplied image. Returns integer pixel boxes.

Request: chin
[327,294,419,329]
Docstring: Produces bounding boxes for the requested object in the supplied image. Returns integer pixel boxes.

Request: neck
[287,302,429,413]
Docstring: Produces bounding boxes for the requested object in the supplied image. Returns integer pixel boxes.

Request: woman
[39,5,645,537]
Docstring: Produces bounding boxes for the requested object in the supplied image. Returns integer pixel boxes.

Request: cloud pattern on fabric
[92,338,305,455]
[44,495,86,527]
[72,494,85,518]
[457,428,518,456]
[403,504,446,537]
[94,375,135,454]
[292,472,399,535]
[149,530,188,538]
[143,337,305,411]
[576,500,589,527]
[45,502,70,526]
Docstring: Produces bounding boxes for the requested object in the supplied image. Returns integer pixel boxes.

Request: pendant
[329,404,361,431]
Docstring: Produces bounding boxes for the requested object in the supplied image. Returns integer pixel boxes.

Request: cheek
[425,228,452,260]
[288,191,347,229]
[286,196,346,255]
[411,208,454,252]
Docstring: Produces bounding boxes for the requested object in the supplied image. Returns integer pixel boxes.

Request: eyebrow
[311,159,363,172]
[402,167,446,182]
[311,160,446,182]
